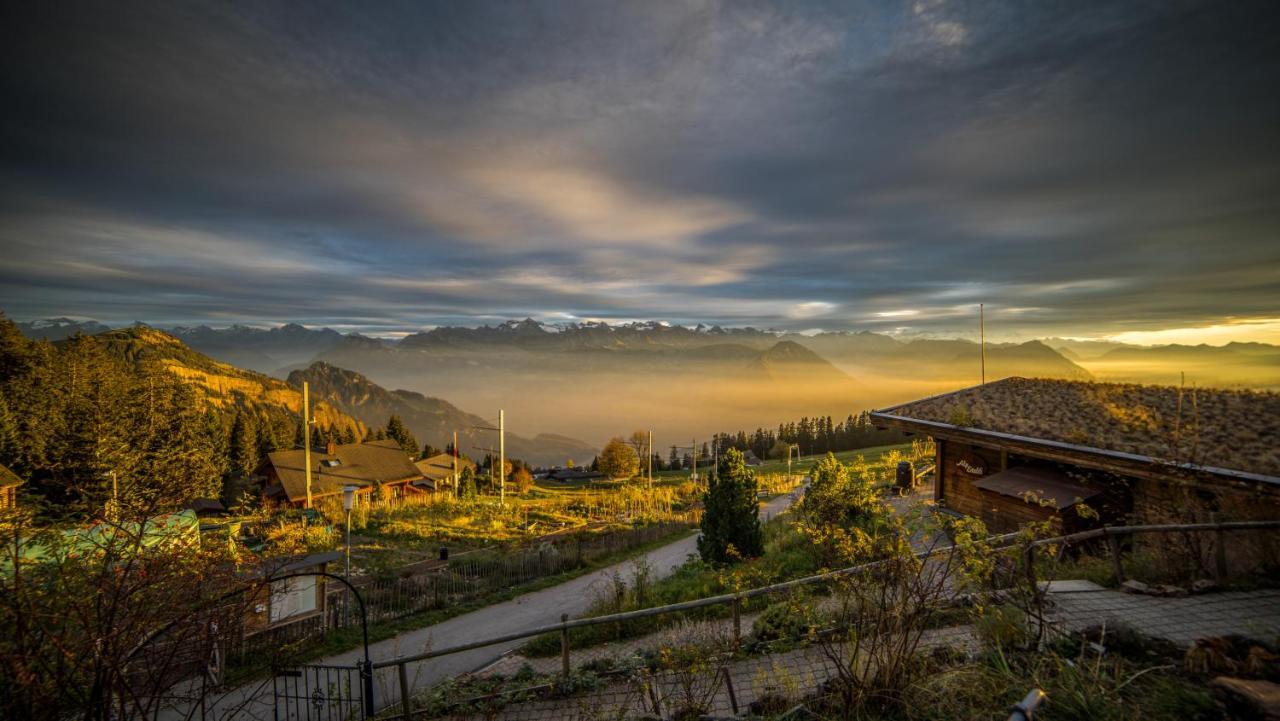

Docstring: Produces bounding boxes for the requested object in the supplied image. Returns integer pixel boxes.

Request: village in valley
[2,314,1278,721]
[3,2,1280,720]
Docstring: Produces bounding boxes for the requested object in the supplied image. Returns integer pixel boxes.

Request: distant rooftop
[874,377,1280,479]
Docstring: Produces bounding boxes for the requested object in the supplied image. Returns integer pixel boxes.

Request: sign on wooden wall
[951,450,987,478]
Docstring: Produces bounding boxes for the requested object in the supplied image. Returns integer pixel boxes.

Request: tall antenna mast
[979,303,986,385]
[303,381,313,508]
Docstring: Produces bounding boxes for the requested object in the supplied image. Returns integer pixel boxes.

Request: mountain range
[287,361,595,467]
[16,315,1279,448]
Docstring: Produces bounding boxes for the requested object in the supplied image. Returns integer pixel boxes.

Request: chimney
[326,439,337,456]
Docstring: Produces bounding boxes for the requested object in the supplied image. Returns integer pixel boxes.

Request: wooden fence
[227,520,691,663]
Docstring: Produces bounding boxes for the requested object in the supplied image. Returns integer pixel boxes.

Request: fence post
[721,665,739,714]
[398,659,412,721]
[1106,532,1125,585]
[1210,512,1228,583]
[560,613,571,678]
[732,596,741,648]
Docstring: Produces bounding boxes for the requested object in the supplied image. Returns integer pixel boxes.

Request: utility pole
[979,303,986,385]
[498,409,505,506]
[691,438,699,485]
[303,381,313,509]
[452,430,459,498]
[648,429,654,489]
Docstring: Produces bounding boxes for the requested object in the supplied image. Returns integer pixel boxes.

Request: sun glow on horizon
[1103,318,1280,346]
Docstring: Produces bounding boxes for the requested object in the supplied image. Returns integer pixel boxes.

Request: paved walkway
[1045,580,1280,646]
[184,489,804,720]
[467,626,978,721]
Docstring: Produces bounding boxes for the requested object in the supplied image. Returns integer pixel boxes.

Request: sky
[0,1,1277,342]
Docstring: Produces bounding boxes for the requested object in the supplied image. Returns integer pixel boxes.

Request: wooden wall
[937,439,1058,534]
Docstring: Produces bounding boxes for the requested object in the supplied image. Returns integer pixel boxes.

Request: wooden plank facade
[873,380,1280,535]
[932,437,1131,534]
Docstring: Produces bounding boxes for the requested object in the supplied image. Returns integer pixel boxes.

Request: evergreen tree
[0,393,17,468]
[697,448,763,563]
[458,466,478,500]
[385,415,418,457]
[228,411,258,479]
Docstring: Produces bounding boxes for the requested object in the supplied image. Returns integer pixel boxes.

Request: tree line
[709,411,903,463]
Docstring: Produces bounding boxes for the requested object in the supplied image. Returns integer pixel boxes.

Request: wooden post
[398,660,412,721]
[560,613,570,678]
[1107,532,1125,584]
[732,596,741,648]
[1210,512,1227,583]
[722,665,739,714]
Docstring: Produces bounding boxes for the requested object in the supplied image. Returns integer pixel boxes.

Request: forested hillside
[0,315,364,517]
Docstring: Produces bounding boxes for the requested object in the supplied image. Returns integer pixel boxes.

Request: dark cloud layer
[1,0,1277,339]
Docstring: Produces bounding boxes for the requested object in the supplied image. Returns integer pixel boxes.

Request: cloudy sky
[1,1,1277,341]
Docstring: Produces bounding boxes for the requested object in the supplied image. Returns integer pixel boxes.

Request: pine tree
[385,415,418,457]
[228,411,258,479]
[458,466,478,500]
[697,448,763,563]
[0,393,17,468]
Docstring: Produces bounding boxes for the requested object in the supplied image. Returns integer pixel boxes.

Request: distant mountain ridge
[287,361,596,467]
[15,317,111,340]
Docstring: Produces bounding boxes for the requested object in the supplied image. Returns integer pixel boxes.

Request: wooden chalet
[871,378,1280,534]
[258,439,425,507]
[544,468,605,482]
[413,452,477,492]
[0,462,23,509]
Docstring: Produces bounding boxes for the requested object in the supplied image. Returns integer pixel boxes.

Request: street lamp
[342,485,358,578]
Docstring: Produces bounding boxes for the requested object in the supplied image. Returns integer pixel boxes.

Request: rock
[1192,579,1219,593]
[1121,580,1151,594]
[1212,677,1280,720]
[1153,584,1189,597]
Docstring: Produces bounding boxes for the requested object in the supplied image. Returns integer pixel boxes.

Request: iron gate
[272,663,372,721]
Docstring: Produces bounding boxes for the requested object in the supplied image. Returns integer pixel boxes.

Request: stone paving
[451,626,978,721]
[1045,580,1280,646]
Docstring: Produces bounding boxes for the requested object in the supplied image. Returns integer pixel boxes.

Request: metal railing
[365,519,1280,720]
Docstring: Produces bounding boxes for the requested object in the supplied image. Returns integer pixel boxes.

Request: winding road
[194,488,804,720]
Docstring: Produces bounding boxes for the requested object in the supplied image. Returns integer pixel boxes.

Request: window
[269,574,318,623]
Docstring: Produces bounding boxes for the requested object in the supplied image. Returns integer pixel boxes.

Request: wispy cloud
[0,1,1276,339]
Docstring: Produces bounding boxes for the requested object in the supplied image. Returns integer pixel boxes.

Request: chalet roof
[264,439,423,503]
[0,463,23,489]
[414,453,477,483]
[872,377,1280,482]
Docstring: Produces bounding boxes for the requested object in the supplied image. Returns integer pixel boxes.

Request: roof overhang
[870,409,1280,488]
[972,466,1101,511]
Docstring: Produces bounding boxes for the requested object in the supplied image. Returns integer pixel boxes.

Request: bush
[752,597,818,643]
